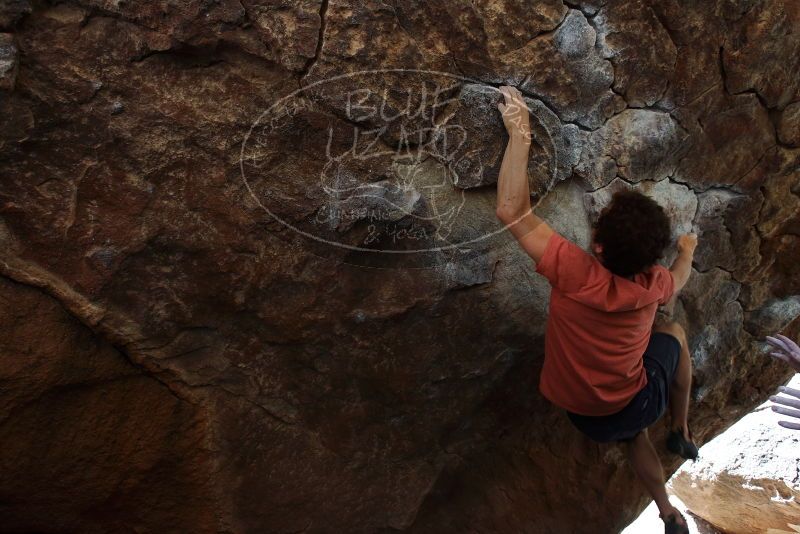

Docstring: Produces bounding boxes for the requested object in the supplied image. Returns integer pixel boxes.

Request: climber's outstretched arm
[668,233,697,292]
[494,85,554,262]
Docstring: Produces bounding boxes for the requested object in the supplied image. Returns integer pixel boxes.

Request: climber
[766,333,800,430]
[494,86,698,534]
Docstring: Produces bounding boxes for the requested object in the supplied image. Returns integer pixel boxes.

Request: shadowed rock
[0,0,798,532]
[670,376,800,533]
[778,101,800,146]
[0,33,17,91]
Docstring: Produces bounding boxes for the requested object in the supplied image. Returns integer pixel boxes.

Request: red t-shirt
[535,232,675,416]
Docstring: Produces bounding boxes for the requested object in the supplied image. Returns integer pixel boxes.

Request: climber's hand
[765,333,800,372]
[677,233,698,256]
[497,86,532,142]
[770,386,800,431]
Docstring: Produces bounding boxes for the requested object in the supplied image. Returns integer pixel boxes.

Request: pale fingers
[775,333,799,350]
[776,334,800,357]
[771,405,800,419]
[770,394,800,410]
[778,385,800,398]
[778,420,800,430]
[765,335,791,353]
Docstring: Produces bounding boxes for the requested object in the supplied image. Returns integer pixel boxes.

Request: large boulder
[669,376,800,534]
[0,0,798,532]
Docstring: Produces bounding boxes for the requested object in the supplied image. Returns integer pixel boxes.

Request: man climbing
[494,86,698,534]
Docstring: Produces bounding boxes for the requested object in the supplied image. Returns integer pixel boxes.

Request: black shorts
[566,332,682,443]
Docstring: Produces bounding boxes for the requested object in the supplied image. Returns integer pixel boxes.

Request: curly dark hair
[592,189,671,277]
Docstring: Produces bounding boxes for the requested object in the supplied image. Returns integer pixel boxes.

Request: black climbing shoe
[660,511,690,534]
[666,426,699,461]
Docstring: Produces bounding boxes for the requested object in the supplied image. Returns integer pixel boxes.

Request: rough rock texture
[0,0,799,533]
[0,33,17,91]
[431,84,580,194]
[669,375,800,534]
[0,277,219,533]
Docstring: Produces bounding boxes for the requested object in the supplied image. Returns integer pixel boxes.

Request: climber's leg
[671,330,692,443]
[626,429,685,525]
[653,319,692,442]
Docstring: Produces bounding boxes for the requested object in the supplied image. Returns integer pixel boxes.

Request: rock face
[669,375,800,534]
[0,33,17,91]
[0,1,798,532]
[0,278,218,532]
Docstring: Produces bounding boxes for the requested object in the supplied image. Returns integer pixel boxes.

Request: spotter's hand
[766,333,800,372]
[770,386,800,431]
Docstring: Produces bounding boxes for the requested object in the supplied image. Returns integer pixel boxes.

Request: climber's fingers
[498,86,527,111]
[771,405,800,419]
[498,89,516,120]
[778,385,800,399]
[498,86,513,106]
[778,420,800,431]
[770,394,800,410]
